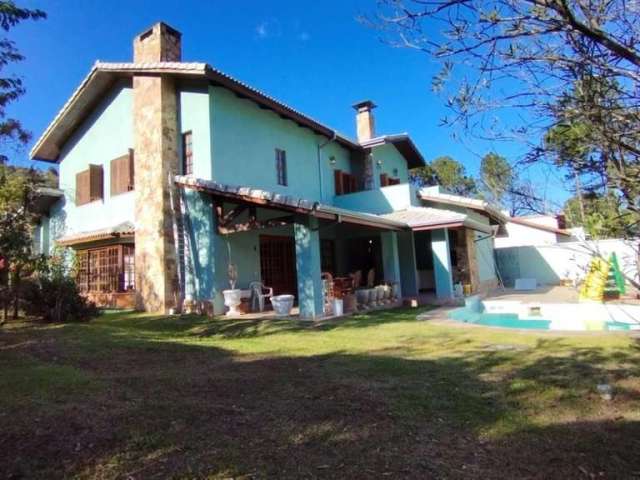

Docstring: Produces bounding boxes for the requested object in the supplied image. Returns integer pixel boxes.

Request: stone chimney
[132,22,181,313]
[353,100,377,142]
[133,22,182,63]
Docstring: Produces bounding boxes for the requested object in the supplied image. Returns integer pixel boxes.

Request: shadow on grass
[1,312,639,479]
[83,307,435,341]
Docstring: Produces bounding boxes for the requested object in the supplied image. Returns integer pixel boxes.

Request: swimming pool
[449,297,640,331]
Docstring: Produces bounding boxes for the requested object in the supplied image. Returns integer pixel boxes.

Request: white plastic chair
[249,281,274,312]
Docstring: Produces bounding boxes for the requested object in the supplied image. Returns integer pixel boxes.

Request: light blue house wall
[209,86,353,202]
[372,144,409,188]
[47,80,134,250]
[332,183,418,214]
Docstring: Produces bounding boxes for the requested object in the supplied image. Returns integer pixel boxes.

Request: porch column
[294,216,323,319]
[431,228,454,299]
[381,231,402,297]
[397,230,419,297]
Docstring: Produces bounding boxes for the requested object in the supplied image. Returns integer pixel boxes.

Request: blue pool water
[448,307,633,331]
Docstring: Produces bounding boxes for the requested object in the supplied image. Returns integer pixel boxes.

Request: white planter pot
[333,298,344,317]
[356,289,369,308]
[222,289,242,317]
[272,294,294,316]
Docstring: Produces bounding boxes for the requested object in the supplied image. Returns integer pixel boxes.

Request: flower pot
[333,298,344,317]
[356,289,369,308]
[343,293,357,313]
[272,294,294,316]
[222,289,242,317]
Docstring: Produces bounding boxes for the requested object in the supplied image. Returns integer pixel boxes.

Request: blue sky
[9,0,570,206]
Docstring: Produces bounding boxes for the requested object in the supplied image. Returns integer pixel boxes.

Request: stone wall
[133,74,180,313]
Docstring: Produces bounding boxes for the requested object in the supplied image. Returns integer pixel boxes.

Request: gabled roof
[359,134,425,169]
[30,62,425,167]
[418,187,508,225]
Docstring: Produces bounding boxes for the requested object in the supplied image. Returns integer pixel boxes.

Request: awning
[174,176,406,231]
[380,207,493,234]
[56,221,135,247]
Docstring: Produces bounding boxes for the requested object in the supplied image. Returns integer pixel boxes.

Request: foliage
[21,251,98,323]
[563,192,637,239]
[410,155,477,196]
[0,1,45,163]
[479,152,512,205]
[369,0,640,217]
[0,164,57,320]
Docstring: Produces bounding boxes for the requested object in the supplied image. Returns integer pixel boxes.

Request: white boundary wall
[495,238,639,287]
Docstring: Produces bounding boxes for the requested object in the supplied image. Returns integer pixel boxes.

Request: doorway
[259,235,298,296]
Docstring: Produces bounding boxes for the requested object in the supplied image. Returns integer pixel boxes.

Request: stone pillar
[431,228,454,299]
[398,230,419,297]
[132,22,183,313]
[294,217,323,319]
[465,228,480,293]
[133,74,180,313]
[381,231,402,297]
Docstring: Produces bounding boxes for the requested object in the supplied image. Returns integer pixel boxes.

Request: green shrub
[21,275,98,323]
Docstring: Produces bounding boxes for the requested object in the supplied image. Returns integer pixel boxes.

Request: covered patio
[175,176,406,319]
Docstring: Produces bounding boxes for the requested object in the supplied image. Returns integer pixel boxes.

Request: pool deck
[485,285,640,305]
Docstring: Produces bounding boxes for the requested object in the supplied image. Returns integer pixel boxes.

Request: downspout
[317,131,337,202]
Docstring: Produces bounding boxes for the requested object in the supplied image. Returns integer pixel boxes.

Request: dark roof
[360,134,426,169]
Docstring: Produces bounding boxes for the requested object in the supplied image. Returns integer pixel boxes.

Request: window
[110,149,134,196]
[380,173,401,187]
[75,164,103,206]
[182,131,193,175]
[75,244,135,293]
[276,149,287,186]
[334,170,359,195]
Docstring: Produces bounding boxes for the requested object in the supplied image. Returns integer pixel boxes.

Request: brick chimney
[132,22,181,313]
[353,100,377,142]
[133,22,182,63]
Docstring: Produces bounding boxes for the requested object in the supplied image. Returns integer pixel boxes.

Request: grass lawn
[1,308,640,479]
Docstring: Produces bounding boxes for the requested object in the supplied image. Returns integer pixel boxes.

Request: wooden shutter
[380,173,389,187]
[350,175,358,193]
[334,170,344,195]
[110,150,134,196]
[88,164,103,202]
[76,170,90,205]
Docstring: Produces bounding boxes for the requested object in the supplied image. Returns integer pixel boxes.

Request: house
[494,214,582,248]
[30,22,504,318]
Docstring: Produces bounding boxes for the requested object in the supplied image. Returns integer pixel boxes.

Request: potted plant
[222,263,242,316]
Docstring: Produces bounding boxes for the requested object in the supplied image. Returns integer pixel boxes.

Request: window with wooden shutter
[334,169,344,195]
[110,150,134,196]
[76,164,104,206]
[380,173,389,187]
[75,170,90,205]
[276,148,287,186]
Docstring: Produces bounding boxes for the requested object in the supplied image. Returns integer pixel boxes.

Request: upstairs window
[334,170,359,195]
[76,164,103,206]
[380,173,401,187]
[276,148,287,186]
[182,131,193,175]
[110,149,135,196]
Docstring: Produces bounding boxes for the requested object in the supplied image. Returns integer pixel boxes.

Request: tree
[479,152,512,205]
[410,155,477,196]
[368,1,640,217]
[0,1,45,162]
[563,192,636,240]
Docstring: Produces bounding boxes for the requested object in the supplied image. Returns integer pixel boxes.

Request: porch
[177,177,406,319]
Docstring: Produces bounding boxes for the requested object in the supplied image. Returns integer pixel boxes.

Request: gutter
[317,132,337,202]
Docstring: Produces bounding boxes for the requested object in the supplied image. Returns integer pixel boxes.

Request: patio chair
[249,281,274,312]
[322,272,335,315]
